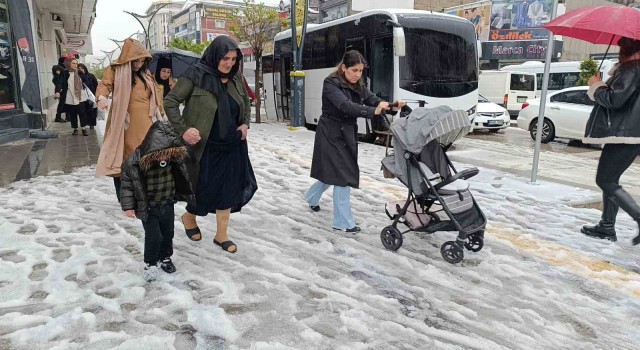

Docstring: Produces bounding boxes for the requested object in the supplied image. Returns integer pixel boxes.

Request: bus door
[370,36,394,102]
[275,55,292,121]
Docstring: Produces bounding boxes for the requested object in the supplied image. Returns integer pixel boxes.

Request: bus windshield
[398,15,478,98]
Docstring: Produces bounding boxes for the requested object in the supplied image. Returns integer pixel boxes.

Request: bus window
[399,26,478,98]
[312,28,327,69]
[370,37,393,102]
[510,74,535,91]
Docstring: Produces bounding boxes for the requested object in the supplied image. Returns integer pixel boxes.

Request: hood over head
[112,38,152,66]
[138,122,189,171]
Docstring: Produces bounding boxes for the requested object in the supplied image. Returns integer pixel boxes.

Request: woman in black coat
[78,63,98,129]
[305,50,405,233]
[581,37,640,245]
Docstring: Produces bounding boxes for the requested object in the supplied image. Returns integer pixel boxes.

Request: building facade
[0,0,96,144]
[170,1,248,44]
[146,1,185,50]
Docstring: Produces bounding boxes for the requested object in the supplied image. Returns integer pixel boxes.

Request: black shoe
[309,205,320,212]
[82,129,88,136]
[581,223,617,242]
[54,117,65,123]
[160,257,176,273]
[90,126,95,130]
[333,226,361,233]
[72,129,78,136]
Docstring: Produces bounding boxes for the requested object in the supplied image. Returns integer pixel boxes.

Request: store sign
[482,40,563,60]
[204,6,231,20]
[7,0,42,112]
[490,28,549,41]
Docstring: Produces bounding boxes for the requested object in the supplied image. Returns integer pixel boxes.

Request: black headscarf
[155,57,172,98]
[183,36,242,139]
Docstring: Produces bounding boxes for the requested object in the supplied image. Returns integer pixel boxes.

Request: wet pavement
[0,122,100,188]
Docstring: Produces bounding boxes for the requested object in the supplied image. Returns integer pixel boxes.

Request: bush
[578,58,598,86]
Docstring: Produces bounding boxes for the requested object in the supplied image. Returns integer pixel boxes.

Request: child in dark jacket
[120,121,195,281]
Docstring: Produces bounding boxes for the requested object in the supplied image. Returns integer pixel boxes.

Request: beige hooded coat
[95,39,165,177]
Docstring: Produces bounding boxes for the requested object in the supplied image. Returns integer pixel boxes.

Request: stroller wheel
[464,235,484,252]
[381,226,403,251]
[440,241,464,264]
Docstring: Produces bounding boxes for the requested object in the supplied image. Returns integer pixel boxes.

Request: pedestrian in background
[95,38,165,202]
[120,121,195,281]
[155,57,175,98]
[582,36,640,245]
[305,50,405,233]
[54,58,90,136]
[78,63,98,130]
[165,36,257,253]
[52,56,69,123]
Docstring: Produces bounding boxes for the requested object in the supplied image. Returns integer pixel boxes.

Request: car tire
[489,129,501,133]
[529,118,555,143]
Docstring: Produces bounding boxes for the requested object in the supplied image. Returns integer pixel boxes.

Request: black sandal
[181,215,201,241]
[214,239,237,253]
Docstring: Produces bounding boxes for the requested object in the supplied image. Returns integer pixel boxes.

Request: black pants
[65,102,88,129]
[142,203,175,265]
[113,177,121,203]
[596,143,640,222]
[86,106,97,127]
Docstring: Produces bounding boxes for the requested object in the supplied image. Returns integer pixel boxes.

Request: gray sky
[88,0,281,62]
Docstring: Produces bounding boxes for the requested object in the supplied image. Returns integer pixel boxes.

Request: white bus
[262,9,480,141]
[500,59,616,97]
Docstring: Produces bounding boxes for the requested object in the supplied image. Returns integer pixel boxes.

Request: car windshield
[478,94,489,103]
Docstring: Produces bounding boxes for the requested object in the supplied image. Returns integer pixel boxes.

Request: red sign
[0,103,16,110]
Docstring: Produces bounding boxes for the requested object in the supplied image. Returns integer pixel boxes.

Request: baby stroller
[380,105,487,264]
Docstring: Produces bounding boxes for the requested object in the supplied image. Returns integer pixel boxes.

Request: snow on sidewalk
[0,123,639,349]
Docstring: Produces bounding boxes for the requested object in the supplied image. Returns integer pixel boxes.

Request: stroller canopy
[390,105,470,155]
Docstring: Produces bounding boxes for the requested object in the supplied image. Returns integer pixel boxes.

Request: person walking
[305,50,404,233]
[120,121,195,281]
[95,39,165,202]
[78,63,98,130]
[54,58,90,136]
[155,57,175,98]
[52,56,69,123]
[165,36,257,253]
[581,37,640,245]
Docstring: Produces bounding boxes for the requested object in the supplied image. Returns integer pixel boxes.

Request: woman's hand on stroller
[392,100,407,111]
[375,101,390,115]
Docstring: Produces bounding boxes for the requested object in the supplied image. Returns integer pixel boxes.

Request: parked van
[500,60,616,97]
[478,70,537,117]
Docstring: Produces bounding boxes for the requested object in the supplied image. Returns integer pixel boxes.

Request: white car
[473,94,511,132]
[517,86,594,143]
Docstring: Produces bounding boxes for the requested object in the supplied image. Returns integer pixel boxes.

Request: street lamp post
[124,2,170,49]
[101,49,118,65]
[109,32,138,50]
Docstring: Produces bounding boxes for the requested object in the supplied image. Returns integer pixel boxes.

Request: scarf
[96,63,165,176]
[72,71,82,100]
[182,36,242,139]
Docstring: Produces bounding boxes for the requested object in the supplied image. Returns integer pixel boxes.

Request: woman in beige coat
[95,39,165,200]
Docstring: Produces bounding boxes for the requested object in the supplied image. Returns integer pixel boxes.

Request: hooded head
[155,57,172,97]
[112,39,152,66]
[138,122,189,171]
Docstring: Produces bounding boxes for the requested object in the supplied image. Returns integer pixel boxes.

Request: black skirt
[186,93,257,215]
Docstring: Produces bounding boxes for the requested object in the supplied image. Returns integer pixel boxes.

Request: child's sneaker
[143,262,159,281]
[160,257,176,273]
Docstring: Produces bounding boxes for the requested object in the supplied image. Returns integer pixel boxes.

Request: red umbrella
[544,5,640,45]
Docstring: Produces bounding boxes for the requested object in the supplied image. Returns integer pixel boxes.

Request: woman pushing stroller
[305,50,405,232]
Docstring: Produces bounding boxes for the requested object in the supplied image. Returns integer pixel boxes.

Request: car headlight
[467,106,476,116]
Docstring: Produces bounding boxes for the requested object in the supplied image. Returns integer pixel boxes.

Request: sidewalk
[448,134,640,209]
[0,121,100,187]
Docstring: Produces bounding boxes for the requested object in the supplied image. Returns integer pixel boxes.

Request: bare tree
[229,0,279,123]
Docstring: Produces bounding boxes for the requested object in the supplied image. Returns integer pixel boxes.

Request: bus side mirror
[393,27,406,57]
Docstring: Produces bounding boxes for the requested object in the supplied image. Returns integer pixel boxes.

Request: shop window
[0,0,17,110]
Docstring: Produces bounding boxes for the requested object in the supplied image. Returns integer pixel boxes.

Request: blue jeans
[141,203,175,264]
[305,180,356,229]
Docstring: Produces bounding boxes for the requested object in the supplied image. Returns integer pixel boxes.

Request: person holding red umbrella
[581,37,640,245]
